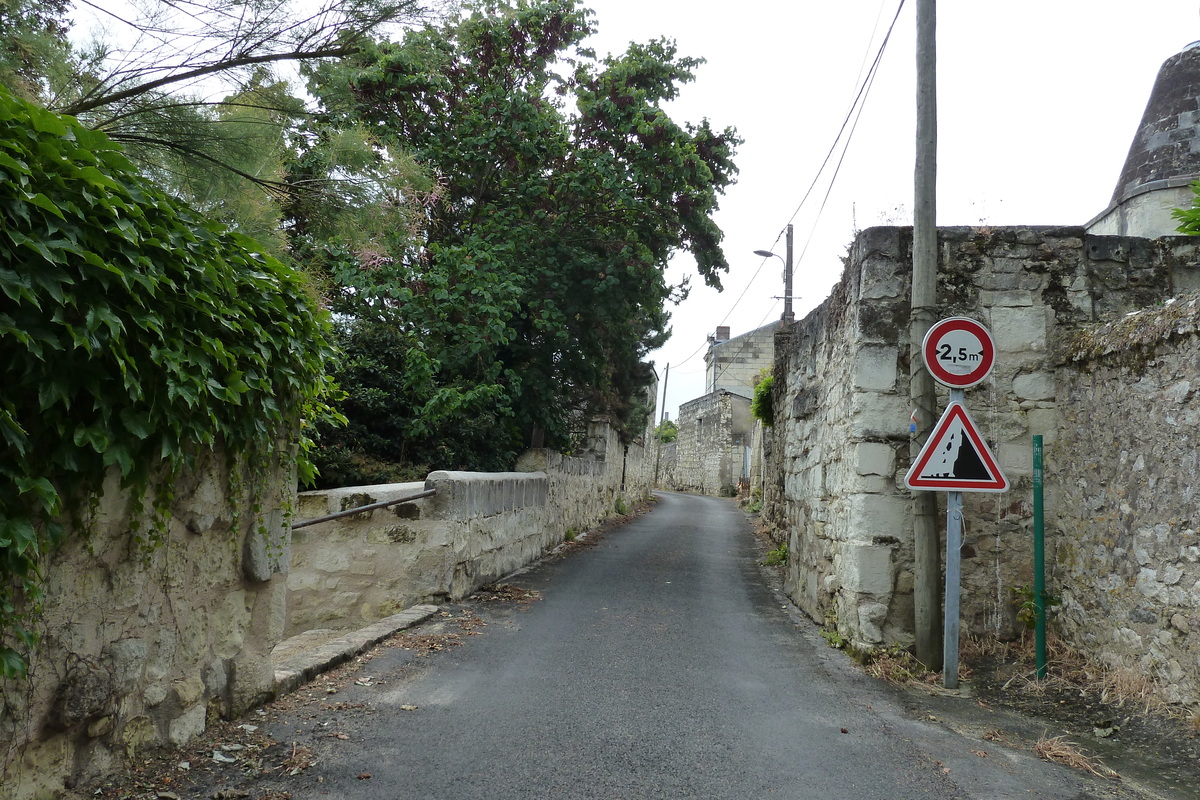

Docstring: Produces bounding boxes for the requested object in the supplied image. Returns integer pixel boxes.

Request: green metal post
[1033,435,1047,679]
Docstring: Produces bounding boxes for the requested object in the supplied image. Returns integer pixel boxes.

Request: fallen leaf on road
[358,773,373,780]
[840,728,849,734]
[400,704,419,711]
[971,750,988,758]
[332,733,350,740]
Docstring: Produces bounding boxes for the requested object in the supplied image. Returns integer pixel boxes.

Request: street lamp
[754,223,795,323]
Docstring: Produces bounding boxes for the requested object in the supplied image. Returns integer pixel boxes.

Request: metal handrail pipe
[290,488,437,530]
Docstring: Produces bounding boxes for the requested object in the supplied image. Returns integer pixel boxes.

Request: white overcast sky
[582,0,1200,420]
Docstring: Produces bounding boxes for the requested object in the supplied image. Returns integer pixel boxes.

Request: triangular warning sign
[905,402,1008,492]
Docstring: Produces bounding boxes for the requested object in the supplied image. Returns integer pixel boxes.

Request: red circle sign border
[922,317,995,388]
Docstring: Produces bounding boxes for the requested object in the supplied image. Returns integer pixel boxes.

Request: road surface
[245,491,1149,799]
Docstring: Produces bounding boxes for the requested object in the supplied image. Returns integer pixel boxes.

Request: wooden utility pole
[654,364,669,487]
[912,0,942,671]
[783,224,795,323]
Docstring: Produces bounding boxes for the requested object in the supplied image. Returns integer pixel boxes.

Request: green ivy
[751,373,774,427]
[0,86,338,677]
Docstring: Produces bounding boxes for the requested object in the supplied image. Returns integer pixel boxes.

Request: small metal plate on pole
[911,317,1006,689]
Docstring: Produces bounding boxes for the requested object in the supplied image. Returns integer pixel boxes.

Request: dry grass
[967,631,1177,718]
[1097,666,1174,717]
[960,633,1014,662]
[862,647,926,686]
[1033,733,1120,780]
[859,646,974,688]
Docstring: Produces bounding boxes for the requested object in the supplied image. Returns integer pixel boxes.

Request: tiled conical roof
[1111,42,1200,207]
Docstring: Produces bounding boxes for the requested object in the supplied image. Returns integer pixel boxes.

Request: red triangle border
[905,402,1009,493]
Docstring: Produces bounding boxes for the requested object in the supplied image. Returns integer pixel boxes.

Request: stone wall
[287,475,550,636]
[765,225,1200,660]
[1,452,293,800]
[287,422,652,636]
[663,390,751,495]
[1054,299,1200,705]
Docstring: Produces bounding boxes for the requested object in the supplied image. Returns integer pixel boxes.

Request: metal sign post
[943,388,964,689]
[906,318,1007,690]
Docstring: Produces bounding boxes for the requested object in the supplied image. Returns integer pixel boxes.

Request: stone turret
[1089,42,1200,237]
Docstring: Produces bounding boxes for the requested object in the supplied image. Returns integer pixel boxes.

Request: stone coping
[271,604,439,695]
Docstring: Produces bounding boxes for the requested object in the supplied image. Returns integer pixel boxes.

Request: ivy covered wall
[0,86,335,794]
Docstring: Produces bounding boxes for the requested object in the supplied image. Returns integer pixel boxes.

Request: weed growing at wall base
[761,543,787,566]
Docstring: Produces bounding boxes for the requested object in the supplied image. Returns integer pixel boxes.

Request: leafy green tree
[654,419,678,444]
[301,0,739,476]
[3,0,435,235]
[0,0,72,101]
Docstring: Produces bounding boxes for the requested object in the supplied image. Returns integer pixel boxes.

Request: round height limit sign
[922,317,995,388]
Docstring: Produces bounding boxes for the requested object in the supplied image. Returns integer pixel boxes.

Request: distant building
[666,390,753,496]
[703,321,781,397]
[658,322,780,495]
[1089,42,1200,237]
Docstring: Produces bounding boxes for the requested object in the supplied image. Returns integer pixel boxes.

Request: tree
[751,373,774,427]
[301,0,739,477]
[654,419,678,444]
[0,0,73,101]
[10,0,437,226]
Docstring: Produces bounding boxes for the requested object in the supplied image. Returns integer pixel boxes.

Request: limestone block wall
[287,423,652,637]
[765,252,911,644]
[1,452,292,800]
[1055,302,1200,706]
[655,439,678,489]
[766,225,1200,652]
[667,391,748,495]
[287,474,551,636]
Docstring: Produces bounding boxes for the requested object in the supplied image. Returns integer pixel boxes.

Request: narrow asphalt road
[257,492,1143,800]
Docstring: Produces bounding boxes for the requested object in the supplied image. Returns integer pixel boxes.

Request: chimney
[714,326,730,343]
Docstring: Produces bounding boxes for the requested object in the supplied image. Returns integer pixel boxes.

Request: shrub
[751,373,774,426]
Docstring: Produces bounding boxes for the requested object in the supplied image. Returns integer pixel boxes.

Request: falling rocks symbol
[924,418,988,481]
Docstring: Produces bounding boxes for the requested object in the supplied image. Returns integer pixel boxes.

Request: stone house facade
[704,322,780,397]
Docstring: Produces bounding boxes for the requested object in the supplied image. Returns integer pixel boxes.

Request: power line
[782,0,908,231]
[660,0,907,391]
[793,3,901,267]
